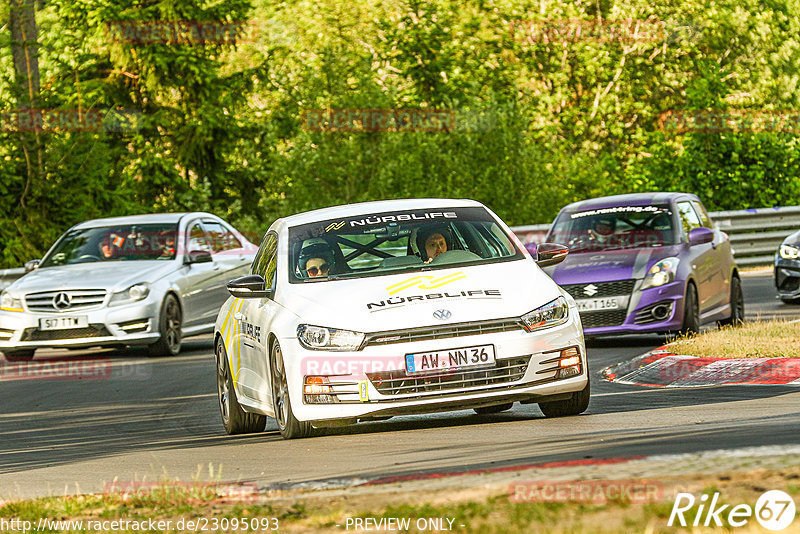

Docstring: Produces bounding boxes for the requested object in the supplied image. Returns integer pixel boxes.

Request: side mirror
[688,227,713,246]
[524,243,538,257]
[536,243,569,268]
[24,259,41,273]
[227,274,273,299]
[185,250,213,264]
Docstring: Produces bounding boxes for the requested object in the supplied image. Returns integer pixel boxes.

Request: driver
[157,230,177,259]
[589,216,616,243]
[417,225,452,263]
[98,232,120,259]
[298,242,335,278]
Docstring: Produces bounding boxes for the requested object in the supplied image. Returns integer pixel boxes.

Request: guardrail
[0,268,26,292]
[512,206,800,267]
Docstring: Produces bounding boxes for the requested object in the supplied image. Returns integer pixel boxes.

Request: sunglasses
[306,263,330,276]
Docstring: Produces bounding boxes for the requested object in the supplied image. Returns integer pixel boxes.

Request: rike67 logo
[669,490,796,531]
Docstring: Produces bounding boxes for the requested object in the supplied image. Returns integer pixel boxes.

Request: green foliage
[1,0,799,266]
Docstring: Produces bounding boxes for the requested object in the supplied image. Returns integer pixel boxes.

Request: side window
[187,222,211,253]
[677,202,702,236]
[252,232,278,289]
[691,201,712,228]
[202,220,243,252]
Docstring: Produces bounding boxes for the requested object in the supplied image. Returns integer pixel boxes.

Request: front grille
[363,318,523,347]
[25,290,107,312]
[561,279,635,299]
[579,309,628,328]
[20,325,111,341]
[366,356,530,396]
[0,328,13,340]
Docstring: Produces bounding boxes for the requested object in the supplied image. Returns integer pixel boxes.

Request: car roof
[560,192,699,212]
[72,212,214,229]
[278,198,486,227]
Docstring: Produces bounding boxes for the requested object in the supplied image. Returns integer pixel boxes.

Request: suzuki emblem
[53,292,72,310]
[433,309,452,320]
[583,284,598,297]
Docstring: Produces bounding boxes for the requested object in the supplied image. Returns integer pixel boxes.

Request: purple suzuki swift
[543,193,743,335]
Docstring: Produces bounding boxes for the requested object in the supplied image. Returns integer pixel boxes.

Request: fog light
[557,366,582,379]
[560,356,581,368]
[303,376,337,404]
[556,347,582,379]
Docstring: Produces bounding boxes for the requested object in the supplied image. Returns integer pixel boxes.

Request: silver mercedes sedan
[0,213,257,360]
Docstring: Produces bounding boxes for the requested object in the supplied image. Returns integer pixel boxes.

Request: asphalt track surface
[1,271,799,499]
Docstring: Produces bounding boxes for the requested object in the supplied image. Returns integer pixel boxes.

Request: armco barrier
[511,206,800,267]
[0,268,25,292]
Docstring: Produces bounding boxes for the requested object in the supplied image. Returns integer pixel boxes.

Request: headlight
[109,283,151,306]
[520,296,569,332]
[641,257,680,290]
[0,291,23,312]
[297,325,365,351]
[780,244,800,259]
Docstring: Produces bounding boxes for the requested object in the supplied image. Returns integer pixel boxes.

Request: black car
[775,230,800,302]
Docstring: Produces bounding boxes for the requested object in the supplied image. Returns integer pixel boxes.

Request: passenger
[299,242,335,278]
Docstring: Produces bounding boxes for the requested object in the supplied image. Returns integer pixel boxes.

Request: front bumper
[580,280,685,335]
[775,257,800,299]
[0,298,161,351]
[280,310,588,423]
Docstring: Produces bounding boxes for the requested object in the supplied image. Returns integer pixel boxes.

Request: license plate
[39,316,88,330]
[576,297,624,311]
[405,344,496,374]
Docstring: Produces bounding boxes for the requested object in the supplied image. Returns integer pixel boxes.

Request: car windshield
[288,207,524,282]
[40,223,179,267]
[548,204,677,253]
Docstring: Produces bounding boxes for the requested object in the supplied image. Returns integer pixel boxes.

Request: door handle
[234,312,244,321]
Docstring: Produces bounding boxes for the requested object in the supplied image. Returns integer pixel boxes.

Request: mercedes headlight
[780,244,800,259]
[520,296,569,332]
[0,291,23,312]
[297,325,365,351]
[109,283,151,306]
[641,257,680,290]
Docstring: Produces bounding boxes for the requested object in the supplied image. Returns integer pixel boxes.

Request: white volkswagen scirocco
[214,199,588,439]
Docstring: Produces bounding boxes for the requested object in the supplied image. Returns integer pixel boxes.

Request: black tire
[147,294,182,357]
[270,341,315,439]
[216,337,266,435]
[539,378,590,418]
[2,349,35,362]
[718,276,744,327]
[781,297,800,305]
[679,282,700,335]
[474,403,514,415]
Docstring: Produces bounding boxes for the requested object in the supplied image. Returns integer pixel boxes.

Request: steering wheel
[430,250,482,265]
[76,254,101,262]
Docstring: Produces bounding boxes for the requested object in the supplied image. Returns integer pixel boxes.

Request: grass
[670,319,800,358]
[4,469,800,533]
